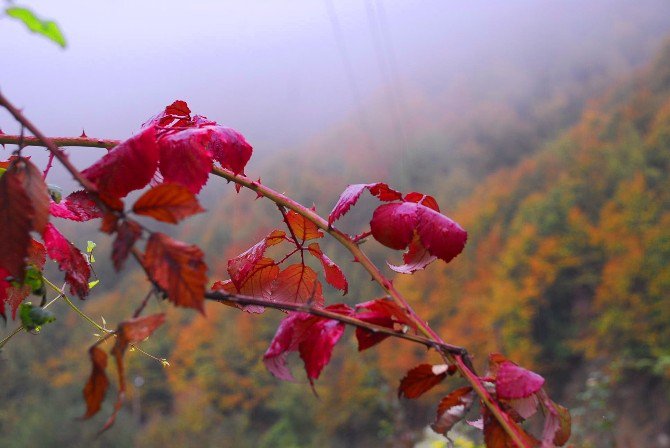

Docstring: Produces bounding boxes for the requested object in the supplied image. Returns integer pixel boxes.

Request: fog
[1,0,670,180]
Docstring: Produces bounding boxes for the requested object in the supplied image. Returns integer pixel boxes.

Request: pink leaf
[49,190,103,222]
[495,361,545,399]
[328,183,402,226]
[307,243,348,294]
[263,304,353,382]
[82,126,160,199]
[43,223,91,298]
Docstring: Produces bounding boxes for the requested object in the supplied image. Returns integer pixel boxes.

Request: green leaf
[0,167,6,178]
[19,302,56,331]
[87,241,97,263]
[5,6,67,48]
[48,184,63,203]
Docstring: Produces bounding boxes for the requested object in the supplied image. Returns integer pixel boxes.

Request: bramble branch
[0,99,534,447]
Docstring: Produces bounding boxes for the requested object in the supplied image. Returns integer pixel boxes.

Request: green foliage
[5,6,66,48]
[19,302,55,331]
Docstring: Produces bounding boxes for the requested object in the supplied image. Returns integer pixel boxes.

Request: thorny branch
[0,94,534,447]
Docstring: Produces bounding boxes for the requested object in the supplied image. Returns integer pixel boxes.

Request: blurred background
[2,0,670,446]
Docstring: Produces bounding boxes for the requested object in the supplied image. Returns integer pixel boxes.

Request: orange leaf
[0,157,49,282]
[285,210,323,243]
[270,263,324,307]
[144,233,207,312]
[214,257,279,314]
[132,183,204,224]
[103,314,166,431]
[82,346,109,419]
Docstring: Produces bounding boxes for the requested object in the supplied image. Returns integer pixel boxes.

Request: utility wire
[323,0,377,155]
[364,0,410,188]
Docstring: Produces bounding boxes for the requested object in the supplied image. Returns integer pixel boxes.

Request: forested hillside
[2,7,670,447]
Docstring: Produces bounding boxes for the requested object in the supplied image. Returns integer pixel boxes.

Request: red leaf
[0,268,11,320]
[370,201,467,267]
[270,263,324,307]
[354,313,395,351]
[132,183,205,224]
[404,192,440,211]
[263,304,353,382]
[356,298,416,328]
[356,299,416,352]
[214,257,280,313]
[227,230,285,288]
[144,233,207,312]
[207,125,253,175]
[388,234,437,274]
[354,298,417,350]
[112,220,142,271]
[285,210,323,243]
[82,346,109,419]
[399,364,455,399]
[146,100,192,128]
[0,157,49,282]
[105,314,166,430]
[431,386,475,435]
[307,243,348,294]
[328,182,402,226]
[82,126,160,199]
[49,190,102,222]
[496,361,545,399]
[43,223,91,298]
[370,202,417,250]
[157,127,213,194]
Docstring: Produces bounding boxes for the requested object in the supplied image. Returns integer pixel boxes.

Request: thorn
[80,129,87,138]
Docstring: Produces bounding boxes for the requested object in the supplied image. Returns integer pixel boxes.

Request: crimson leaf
[43,223,91,298]
[328,182,402,226]
[49,190,102,222]
[370,201,467,267]
[263,304,353,383]
[307,243,348,294]
[82,126,160,199]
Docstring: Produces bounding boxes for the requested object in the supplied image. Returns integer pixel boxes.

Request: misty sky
[2,0,670,183]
